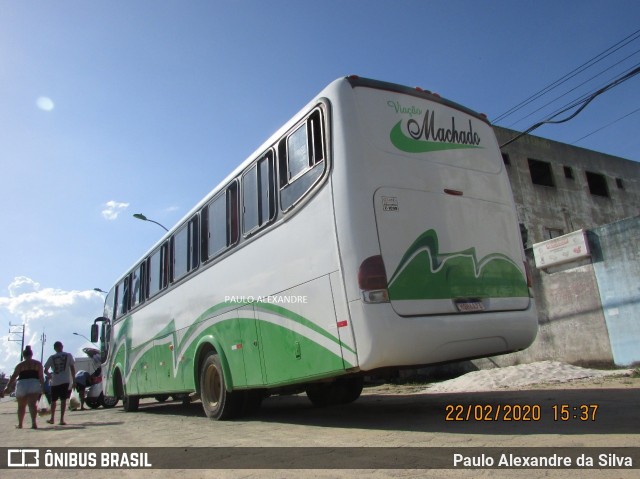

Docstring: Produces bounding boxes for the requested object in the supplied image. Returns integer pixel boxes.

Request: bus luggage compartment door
[374,187,530,317]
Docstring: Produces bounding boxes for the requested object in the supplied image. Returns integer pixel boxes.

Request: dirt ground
[1,374,639,479]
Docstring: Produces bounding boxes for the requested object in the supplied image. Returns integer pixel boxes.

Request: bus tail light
[358,255,389,303]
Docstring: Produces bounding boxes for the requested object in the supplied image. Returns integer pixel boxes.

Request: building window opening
[528,158,555,187]
[585,171,609,197]
[545,228,564,240]
[616,178,624,190]
[502,153,511,166]
[563,166,574,179]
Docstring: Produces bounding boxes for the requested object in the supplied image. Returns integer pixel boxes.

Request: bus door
[238,305,265,386]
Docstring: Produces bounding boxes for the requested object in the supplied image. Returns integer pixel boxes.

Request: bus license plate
[456,301,485,313]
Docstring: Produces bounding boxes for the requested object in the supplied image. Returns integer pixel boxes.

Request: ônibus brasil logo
[387,100,483,153]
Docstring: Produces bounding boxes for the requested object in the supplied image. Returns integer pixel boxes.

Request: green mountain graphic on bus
[388,230,529,300]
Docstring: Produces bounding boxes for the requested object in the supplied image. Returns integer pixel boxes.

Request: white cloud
[8,276,41,297]
[36,96,55,112]
[0,277,105,375]
[102,200,130,220]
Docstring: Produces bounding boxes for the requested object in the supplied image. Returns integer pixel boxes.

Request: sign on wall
[533,229,590,269]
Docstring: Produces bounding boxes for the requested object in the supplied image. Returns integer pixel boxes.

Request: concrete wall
[591,216,640,366]
[478,216,640,369]
[494,127,640,246]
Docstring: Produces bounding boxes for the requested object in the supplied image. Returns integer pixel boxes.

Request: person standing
[0,345,45,429]
[44,341,76,426]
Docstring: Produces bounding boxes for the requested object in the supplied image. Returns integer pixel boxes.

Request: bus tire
[123,394,139,412]
[199,352,240,420]
[337,376,364,404]
[306,377,363,407]
[305,382,337,407]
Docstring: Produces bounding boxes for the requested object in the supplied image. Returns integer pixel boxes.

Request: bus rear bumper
[348,300,538,372]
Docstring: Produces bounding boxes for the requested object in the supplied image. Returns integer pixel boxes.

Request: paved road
[1,377,639,478]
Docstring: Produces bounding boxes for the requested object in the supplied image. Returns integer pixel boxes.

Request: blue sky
[1,1,639,373]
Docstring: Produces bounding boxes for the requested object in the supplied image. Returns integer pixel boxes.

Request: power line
[499,66,640,148]
[540,63,640,121]
[506,52,640,128]
[572,107,640,144]
[493,28,640,124]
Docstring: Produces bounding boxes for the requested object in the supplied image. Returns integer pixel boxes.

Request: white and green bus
[91,76,537,419]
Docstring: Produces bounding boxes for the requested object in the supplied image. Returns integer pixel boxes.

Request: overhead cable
[499,66,640,148]
[493,28,640,124]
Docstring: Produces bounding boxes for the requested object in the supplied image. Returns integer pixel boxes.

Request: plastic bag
[37,395,50,416]
[69,389,81,411]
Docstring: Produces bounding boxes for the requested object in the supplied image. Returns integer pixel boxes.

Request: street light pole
[133,213,169,232]
[73,332,98,347]
[40,332,46,363]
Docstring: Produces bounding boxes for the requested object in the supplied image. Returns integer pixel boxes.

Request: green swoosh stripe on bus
[390,121,482,153]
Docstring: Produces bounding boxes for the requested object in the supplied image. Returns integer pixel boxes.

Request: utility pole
[40,332,47,363]
[8,323,25,361]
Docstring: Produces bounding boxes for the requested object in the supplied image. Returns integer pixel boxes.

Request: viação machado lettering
[225,295,308,304]
[407,110,481,146]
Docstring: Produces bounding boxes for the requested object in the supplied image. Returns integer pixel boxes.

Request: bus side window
[172,224,189,282]
[204,181,239,260]
[279,108,326,211]
[242,164,259,234]
[104,287,116,321]
[259,152,276,224]
[130,263,144,309]
[173,216,200,283]
[148,242,168,298]
[243,151,276,236]
[188,216,200,272]
[115,277,129,319]
[227,182,239,246]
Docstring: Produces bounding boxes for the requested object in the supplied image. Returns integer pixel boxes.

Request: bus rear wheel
[306,376,363,407]
[123,394,139,412]
[199,352,240,420]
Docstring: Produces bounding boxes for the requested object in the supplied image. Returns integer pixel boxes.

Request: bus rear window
[278,108,326,211]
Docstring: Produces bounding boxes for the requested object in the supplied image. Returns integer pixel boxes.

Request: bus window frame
[278,105,328,213]
[129,261,146,310]
[147,241,169,301]
[242,150,276,238]
[203,179,240,262]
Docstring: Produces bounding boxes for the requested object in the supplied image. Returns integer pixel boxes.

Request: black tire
[120,375,139,412]
[337,376,364,404]
[102,395,119,408]
[199,352,240,420]
[85,398,101,409]
[305,382,336,407]
[154,395,170,403]
[123,394,139,412]
[306,376,364,407]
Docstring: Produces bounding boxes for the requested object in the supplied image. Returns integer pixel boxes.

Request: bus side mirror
[91,324,99,343]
